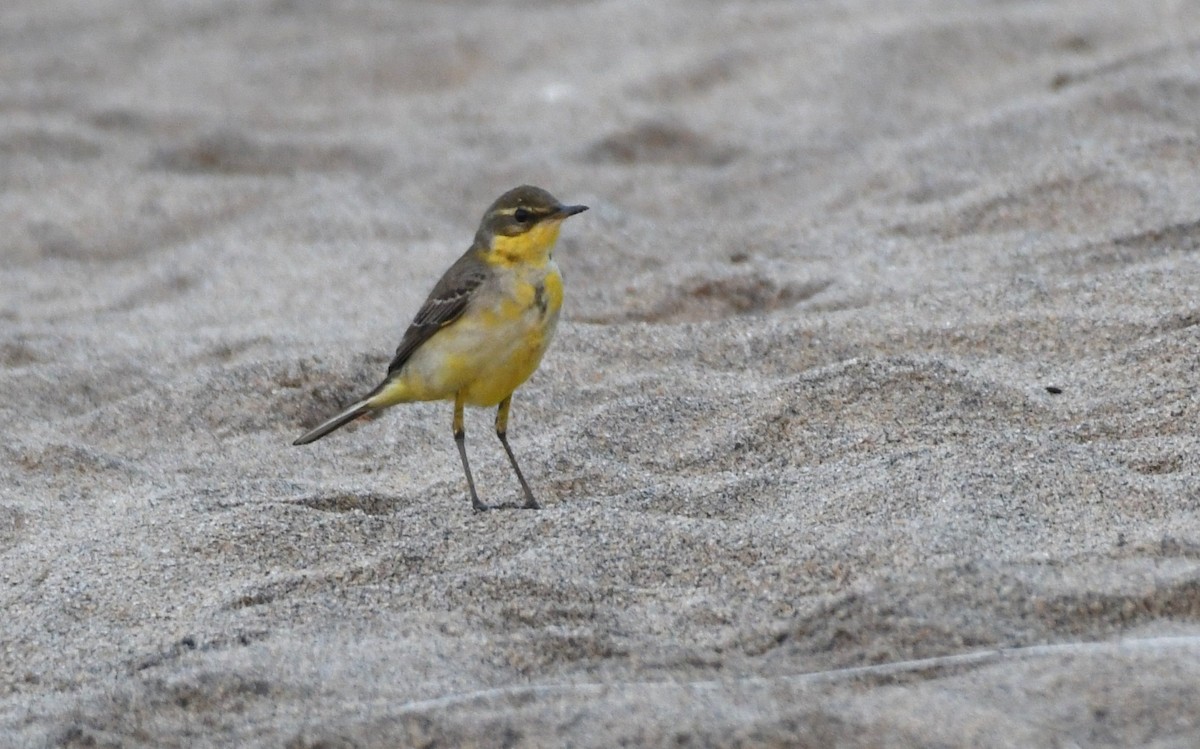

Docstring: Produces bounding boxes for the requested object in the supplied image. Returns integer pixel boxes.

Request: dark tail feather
[293,400,373,445]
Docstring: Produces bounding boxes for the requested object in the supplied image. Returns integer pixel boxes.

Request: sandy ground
[3,0,1200,746]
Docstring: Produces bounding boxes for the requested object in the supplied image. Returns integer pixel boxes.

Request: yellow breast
[379,262,563,408]
[458,264,563,406]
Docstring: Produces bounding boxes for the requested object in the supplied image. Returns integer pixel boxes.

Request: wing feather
[385,250,489,375]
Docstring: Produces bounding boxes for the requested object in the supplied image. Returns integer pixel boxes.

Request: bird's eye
[513,207,532,223]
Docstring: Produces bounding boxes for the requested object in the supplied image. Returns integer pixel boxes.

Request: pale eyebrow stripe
[493,206,553,218]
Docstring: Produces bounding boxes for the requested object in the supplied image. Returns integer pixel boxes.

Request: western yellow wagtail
[293,185,587,511]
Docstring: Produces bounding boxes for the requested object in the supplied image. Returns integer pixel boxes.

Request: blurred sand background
[3,0,1200,746]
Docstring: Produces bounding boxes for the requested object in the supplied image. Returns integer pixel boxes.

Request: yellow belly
[372,266,563,408]
[459,325,552,406]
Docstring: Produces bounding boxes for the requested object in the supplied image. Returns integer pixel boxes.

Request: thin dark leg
[496,396,539,510]
[454,394,488,512]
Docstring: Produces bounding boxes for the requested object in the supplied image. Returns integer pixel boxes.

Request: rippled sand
[3,1,1200,746]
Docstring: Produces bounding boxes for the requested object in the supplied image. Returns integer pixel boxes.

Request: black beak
[554,204,588,219]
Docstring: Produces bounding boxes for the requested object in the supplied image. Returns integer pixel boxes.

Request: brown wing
[386,250,489,376]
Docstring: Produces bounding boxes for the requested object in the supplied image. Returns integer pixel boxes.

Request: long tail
[293,399,374,445]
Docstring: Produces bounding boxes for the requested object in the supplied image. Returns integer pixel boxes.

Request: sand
[3,0,1200,746]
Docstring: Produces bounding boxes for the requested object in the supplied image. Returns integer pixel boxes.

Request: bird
[293,185,588,511]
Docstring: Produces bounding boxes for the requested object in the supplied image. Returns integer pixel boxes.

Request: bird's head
[477,185,587,264]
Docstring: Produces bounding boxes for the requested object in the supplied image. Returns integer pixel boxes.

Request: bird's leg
[454,394,488,512]
[496,396,540,510]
